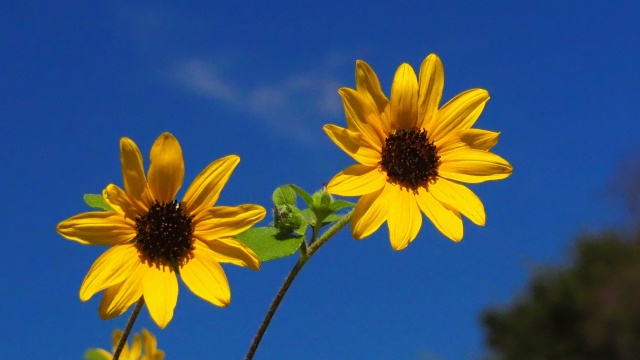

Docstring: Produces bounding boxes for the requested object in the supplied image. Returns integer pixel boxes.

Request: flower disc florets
[135,200,194,264]
[379,126,440,189]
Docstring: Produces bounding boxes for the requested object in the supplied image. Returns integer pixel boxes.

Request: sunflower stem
[308,210,353,256]
[298,239,309,260]
[244,210,353,360]
[113,297,144,360]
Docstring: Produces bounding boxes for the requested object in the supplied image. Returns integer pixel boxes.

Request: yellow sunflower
[140,328,165,360]
[324,54,513,250]
[57,132,264,328]
[89,328,164,360]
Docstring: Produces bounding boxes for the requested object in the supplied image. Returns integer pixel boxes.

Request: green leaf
[300,208,317,226]
[287,184,313,208]
[85,349,109,360]
[83,194,114,211]
[322,213,344,225]
[272,186,297,206]
[330,200,356,212]
[236,227,304,261]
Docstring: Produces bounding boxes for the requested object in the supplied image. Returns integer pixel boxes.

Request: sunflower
[324,54,513,250]
[57,132,264,328]
[86,329,165,360]
[89,328,165,360]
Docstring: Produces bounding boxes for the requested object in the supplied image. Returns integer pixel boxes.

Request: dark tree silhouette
[481,231,640,360]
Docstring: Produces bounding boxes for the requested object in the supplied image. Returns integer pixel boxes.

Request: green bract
[235,184,355,261]
[83,194,113,211]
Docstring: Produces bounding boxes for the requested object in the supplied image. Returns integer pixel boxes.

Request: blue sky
[2,1,639,359]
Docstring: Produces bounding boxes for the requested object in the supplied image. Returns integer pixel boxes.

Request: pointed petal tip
[120,137,132,146]
[158,132,177,141]
[155,320,169,329]
[391,240,410,251]
[226,154,241,163]
[351,229,367,240]
[79,289,90,302]
[425,53,441,61]
[338,87,354,97]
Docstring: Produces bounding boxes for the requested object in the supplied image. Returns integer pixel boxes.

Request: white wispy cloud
[173,60,241,105]
[115,4,351,146]
[170,57,347,145]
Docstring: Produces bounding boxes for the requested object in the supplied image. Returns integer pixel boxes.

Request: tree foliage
[481,230,640,360]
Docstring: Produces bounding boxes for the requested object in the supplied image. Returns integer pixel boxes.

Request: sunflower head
[58,132,265,328]
[133,199,195,268]
[379,125,440,190]
[324,54,513,250]
[86,328,164,360]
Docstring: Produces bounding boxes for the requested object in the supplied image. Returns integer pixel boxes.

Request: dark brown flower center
[379,126,440,190]
[135,200,194,264]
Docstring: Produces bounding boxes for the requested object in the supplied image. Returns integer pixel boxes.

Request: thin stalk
[113,297,145,360]
[244,210,353,360]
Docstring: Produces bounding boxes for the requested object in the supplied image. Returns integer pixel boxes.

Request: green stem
[308,210,353,256]
[244,209,353,360]
[113,297,144,360]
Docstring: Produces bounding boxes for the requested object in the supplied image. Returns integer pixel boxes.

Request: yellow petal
[355,60,390,133]
[193,204,266,239]
[417,54,444,133]
[180,242,231,307]
[98,264,145,320]
[436,129,500,152]
[120,137,153,210]
[326,164,387,197]
[416,188,463,241]
[429,178,485,225]
[142,329,158,354]
[111,330,123,352]
[389,63,419,130]
[103,184,144,220]
[323,124,382,166]
[143,265,178,329]
[129,333,142,359]
[57,212,135,245]
[120,342,130,360]
[182,155,239,216]
[386,186,422,251]
[200,237,260,270]
[431,89,489,141]
[79,244,140,301]
[439,148,513,183]
[338,88,386,147]
[147,132,185,203]
[351,183,393,240]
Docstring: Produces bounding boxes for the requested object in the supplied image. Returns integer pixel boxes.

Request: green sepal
[322,213,345,225]
[83,194,114,211]
[330,200,356,212]
[84,349,109,360]
[300,208,317,226]
[286,184,313,208]
[236,227,304,261]
[272,186,297,206]
[293,221,307,236]
[310,188,334,222]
